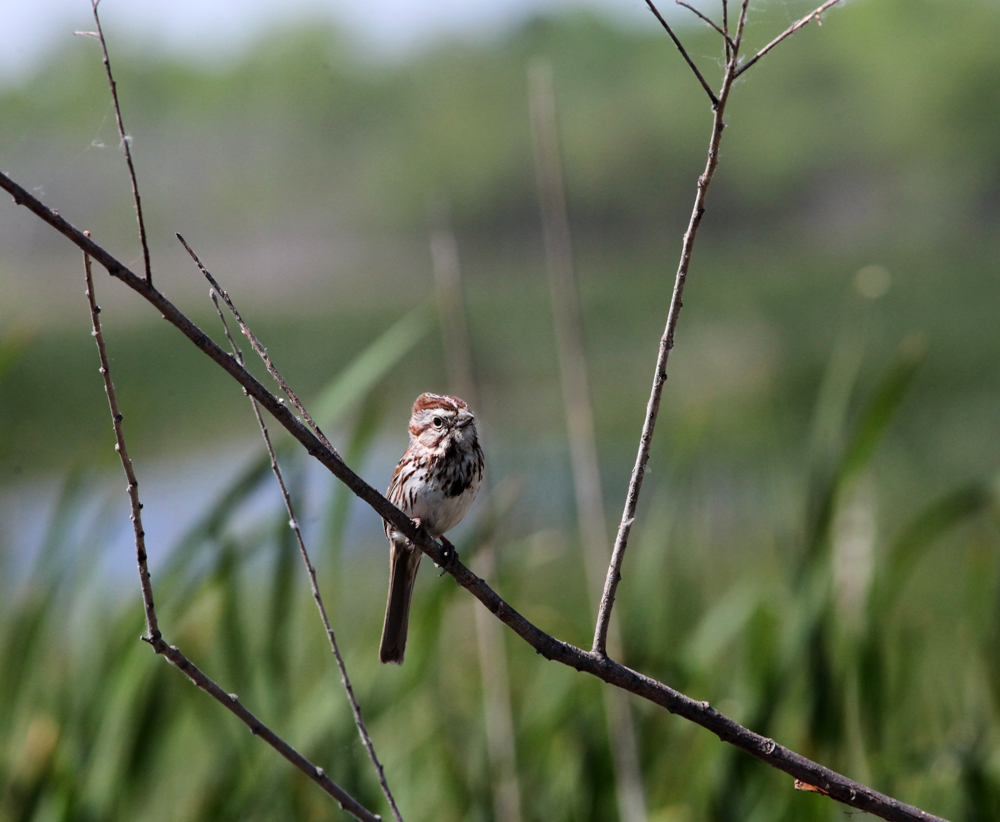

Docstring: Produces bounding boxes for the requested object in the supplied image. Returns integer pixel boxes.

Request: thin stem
[675,1,735,51]
[210,292,404,822]
[644,0,720,108]
[2,169,949,822]
[176,233,337,455]
[83,241,159,642]
[735,0,844,78]
[593,40,738,659]
[82,243,378,822]
[89,0,152,285]
[734,0,751,53]
[149,636,381,822]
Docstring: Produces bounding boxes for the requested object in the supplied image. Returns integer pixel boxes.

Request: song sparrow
[379,393,484,664]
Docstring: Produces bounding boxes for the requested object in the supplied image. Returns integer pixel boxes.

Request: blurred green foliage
[2,315,998,821]
[2,0,1000,820]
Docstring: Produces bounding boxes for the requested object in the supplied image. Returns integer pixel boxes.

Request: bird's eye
[432,416,444,428]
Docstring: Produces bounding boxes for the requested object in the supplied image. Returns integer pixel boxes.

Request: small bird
[379,393,484,664]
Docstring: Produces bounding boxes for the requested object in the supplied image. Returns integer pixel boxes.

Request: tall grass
[1,300,997,822]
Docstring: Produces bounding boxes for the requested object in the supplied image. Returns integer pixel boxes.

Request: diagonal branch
[3,170,947,822]
[150,636,381,822]
[644,0,719,108]
[82,0,152,284]
[177,233,337,455]
[209,290,404,822]
[736,0,843,78]
[676,1,735,51]
[82,245,379,822]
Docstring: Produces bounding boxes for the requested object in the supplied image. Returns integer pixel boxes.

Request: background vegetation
[1,0,999,819]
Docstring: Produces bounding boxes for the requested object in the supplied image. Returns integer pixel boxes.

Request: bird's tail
[379,541,422,664]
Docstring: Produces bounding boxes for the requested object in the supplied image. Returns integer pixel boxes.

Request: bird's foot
[402,517,424,547]
[437,536,458,576]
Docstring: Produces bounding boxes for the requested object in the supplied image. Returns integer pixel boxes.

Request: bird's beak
[455,410,475,428]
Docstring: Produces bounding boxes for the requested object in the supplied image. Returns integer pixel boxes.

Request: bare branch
[733,0,751,53]
[675,1,735,51]
[593,21,740,658]
[177,233,337,455]
[83,241,159,642]
[210,291,404,822]
[82,242,379,822]
[735,0,843,78]
[2,170,948,822]
[594,0,842,677]
[88,0,152,284]
[722,0,731,61]
[644,0,720,108]
[150,637,382,822]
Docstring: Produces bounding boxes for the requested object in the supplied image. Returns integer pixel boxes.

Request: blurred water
[0,434,575,590]
[0,443,365,587]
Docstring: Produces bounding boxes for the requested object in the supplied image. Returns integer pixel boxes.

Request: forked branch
[676,2,735,51]
[82,247,379,822]
[1,168,944,822]
[78,0,152,284]
[593,0,842,661]
[73,28,392,819]
[1,2,938,816]
[644,0,719,107]
[178,233,337,454]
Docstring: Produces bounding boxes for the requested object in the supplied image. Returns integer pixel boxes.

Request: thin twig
[176,233,337,455]
[593,24,738,660]
[83,239,159,642]
[734,0,751,52]
[210,290,404,822]
[676,1,735,51]
[644,0,719,108]
[735,0,843,78]
[529,61,647,822]
[2,169,949,822]
[87,0,152,285]
[150,637,381,822]
[82,243,378,822]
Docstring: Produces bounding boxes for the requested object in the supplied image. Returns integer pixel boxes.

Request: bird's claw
[437,536,458,576]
